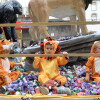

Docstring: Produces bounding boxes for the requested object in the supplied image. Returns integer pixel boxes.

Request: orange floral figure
[0,39,22,88]
[33,37,71,95]
[85,41,100,82]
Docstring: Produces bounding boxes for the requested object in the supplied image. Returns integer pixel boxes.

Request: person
[22,42,27,49]
[85,41,100,82]
[29,40,38,47]
[0,39,22,89]
[33,37,71,95]
[23,40,39,72]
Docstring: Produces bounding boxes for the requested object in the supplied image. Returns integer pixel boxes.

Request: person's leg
[51,85,71,95]
[11,27,17,42]
[50,75,66,90]
[52,75,71,95]
[38,74,50,85]
[39,74,62,95]
[54,75,67,86]
[0,71,21,93]
[0,77,7,88]
[3,27,11,41]
[39,75,71,95]
[8,70,21,81]
[56,86,71,95]
[39,86,49,95]
[38,74,50,95]
[0,27,3,34]
[0,77,8,93]
[43,79,59,95]
[94,77,100,82]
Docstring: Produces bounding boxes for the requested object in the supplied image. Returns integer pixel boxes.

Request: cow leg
[28,2,40,41]
[38,11,50,38]
[38,9,50,38]
[30,0,50,38]
[11,27,17,42]
[29,26,39,41]
[0,27,3,39]
[3,27,11,41]
[75,2,88,35]
[70,15,78,36]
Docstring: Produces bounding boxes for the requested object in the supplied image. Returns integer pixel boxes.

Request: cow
[28,0,93,41]
[0,0,22,42]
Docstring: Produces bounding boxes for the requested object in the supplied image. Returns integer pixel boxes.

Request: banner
[15,21,32,29]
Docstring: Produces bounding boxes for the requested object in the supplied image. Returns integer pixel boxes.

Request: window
[22,7,29,15]
[91,2,97,11]
[51,33,54,37]
[91,13,97,21]
[0,0,9,3]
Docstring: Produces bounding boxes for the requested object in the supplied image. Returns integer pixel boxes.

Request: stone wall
[21,25,76,46]
[17,16,79,46]
[48,25,73,38]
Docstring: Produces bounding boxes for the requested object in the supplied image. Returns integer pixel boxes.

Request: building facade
[85,0,100,32]
[0,0,10,3]
[0,0,100,45]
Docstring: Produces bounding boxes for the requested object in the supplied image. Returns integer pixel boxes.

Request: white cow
[28,0,93,41]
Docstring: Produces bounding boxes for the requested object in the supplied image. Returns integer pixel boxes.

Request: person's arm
[85,57,93,73]
[9,61,15,70]
[0,59,9,80]
[57,52,69,65]
[85,57,93,82]
[15,63,23,67]
[0,45,4,54]
[9,61,24,69]
[85,73,90,82]
[0,60,12,84]
[4,75,12,84]
[33,57,41,69]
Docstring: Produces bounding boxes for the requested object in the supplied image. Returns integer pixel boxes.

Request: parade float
[0,0,100,100]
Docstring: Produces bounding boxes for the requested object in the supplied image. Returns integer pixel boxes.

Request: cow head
[12,0,22,15]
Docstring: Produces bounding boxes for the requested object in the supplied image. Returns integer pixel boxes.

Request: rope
[0,21,100,27]
[0,53,100,57]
